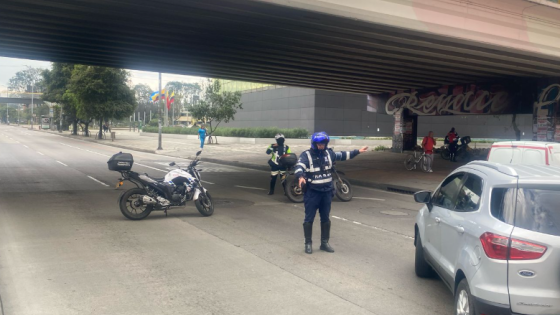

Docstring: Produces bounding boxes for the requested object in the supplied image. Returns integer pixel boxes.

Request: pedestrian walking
[422,131,436,172]
[198,124,207,149]
[266,133,292,195]
[446,127,459,162]
[294,132,368,254]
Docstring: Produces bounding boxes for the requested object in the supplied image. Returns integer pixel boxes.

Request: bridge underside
[1,0,560,94]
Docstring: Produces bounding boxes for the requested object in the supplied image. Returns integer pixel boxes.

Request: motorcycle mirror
[169,162,176,166]
[196,151,202,157]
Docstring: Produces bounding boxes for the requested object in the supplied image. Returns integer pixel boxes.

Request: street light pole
[59,106,63,133]
[157,72,163,150]
[30,83,34,130]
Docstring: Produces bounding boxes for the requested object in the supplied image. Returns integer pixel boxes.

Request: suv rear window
[516,188,560,237]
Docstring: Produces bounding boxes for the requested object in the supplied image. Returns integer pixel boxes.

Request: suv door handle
[435,217,441,224]
[455,226,465,234]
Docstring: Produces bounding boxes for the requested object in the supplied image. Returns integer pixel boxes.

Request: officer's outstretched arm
[334,146,368,161]
[266,144,273,154]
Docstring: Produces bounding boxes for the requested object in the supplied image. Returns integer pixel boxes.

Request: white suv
[414,161,560,315]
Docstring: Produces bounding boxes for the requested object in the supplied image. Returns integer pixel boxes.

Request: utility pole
[30,83,34,130]
[157,72,163,150]
[59,106,62,133]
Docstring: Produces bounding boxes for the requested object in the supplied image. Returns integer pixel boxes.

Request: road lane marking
[87,176,109,187]
[201,180,215,185]
[23,145,29,148]
[234,185,266,191]
[136,163,167,172]
[353,197,385,201]
[331,215,414,240]
[56,161,68,167]
[37,151,44,155]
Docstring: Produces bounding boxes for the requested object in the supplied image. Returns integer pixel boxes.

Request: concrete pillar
[391,109,417,152]
[533,82,560,141]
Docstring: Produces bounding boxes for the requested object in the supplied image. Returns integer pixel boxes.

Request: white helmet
[275,133,285,140]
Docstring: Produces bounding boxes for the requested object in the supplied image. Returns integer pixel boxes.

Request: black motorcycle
[440,136,472,162]
[109,150,214,220]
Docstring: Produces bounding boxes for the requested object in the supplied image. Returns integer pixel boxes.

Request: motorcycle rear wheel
[120,188,153,220]
[285,177,304,203]
[335,177,353,202]
[440,147,451,160]
[195,191,214,216]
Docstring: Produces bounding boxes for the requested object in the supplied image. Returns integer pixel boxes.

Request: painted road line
[201,180,215,185]
[56,161,68,167]
[23,145,29,148]
[135,163,167,172]
[87,176,109,187]
[234,185,266,191]
[353,197,385,201]
[331,215,414,240]
[37,151,44,156]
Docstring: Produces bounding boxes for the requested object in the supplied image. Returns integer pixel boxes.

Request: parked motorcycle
[281,153,353,203]
[109,150,214,220]
[440,136,472,162]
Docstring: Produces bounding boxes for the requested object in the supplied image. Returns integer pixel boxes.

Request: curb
[15,126,421,195]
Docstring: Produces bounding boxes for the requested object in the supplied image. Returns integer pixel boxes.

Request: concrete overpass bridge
[1,0,559,147]
[1,0,559,94]
[0,98,43,105]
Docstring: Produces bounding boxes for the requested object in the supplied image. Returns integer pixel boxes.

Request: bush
[143,126,309,138]
[374,145,388,151]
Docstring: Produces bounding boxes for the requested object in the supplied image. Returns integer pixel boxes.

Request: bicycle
[404,150,429,172]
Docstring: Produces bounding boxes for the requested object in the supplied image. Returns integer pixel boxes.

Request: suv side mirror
[414,191,432,204]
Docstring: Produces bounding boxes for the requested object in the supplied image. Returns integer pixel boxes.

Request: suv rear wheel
[455,279,476,315]
[415,233,435,278]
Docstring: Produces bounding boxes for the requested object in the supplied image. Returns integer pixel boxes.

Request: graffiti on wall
[382,84,515,116]
[533,84,560,141]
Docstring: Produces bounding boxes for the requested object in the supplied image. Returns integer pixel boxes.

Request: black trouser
[449,143,458,160]
[303,188,332,223]
[268,160,286,192]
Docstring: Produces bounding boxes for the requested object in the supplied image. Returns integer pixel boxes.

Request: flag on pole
[150,91,159,102]
[160,89,166,103]
[166,91,175,110]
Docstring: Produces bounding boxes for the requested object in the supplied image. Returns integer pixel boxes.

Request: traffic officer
[295,132,368,254]
[266,133,292,195]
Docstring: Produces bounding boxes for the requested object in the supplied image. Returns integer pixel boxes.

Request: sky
[0,56,206,94]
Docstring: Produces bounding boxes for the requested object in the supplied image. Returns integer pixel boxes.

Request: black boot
[268,175,278,195]
[320,221,334,253]
[303,222,313,254]
[281,179,287,196]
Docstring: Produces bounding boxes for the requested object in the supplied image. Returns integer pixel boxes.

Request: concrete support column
[533,83,560,141]
[392,109,417,152]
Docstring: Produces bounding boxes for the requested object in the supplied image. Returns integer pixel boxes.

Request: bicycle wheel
[404,154,416,171]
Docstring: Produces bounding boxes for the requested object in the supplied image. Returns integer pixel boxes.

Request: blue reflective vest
[294,148,360,192]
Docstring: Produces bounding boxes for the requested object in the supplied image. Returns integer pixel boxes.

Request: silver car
[414,161,560,315]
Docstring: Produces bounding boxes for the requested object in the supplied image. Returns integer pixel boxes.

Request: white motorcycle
[109,150,214,220]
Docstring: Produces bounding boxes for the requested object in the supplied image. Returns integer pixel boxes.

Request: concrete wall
[223,87,534,139]
[417,114,533,140]
[314,90,394,137]
[221,86,315,131]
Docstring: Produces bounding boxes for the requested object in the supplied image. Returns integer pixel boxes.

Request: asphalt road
[0,125,453,315]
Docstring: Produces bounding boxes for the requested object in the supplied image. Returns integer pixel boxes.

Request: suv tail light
[480,232,547,260]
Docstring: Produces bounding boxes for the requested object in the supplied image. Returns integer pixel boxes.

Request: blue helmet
[311,132,329,150]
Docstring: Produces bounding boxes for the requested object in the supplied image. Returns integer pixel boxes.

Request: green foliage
[68,65,136,122]
[8,66,44,96]
[190,80,242,135]
[143,126,309,138]
[374,145,388,151]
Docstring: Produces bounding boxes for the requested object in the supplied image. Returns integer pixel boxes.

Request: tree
[133,83,157,122]
[8,66,44,96]
[190,80,242,143]
[42,63,80,134]
[68,65,136,138]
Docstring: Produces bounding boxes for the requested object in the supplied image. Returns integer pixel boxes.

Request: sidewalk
[15,125,479,193]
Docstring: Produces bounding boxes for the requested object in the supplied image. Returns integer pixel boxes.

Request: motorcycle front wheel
[285,177,304,203]
[440,147,451,160]
[119,188,153,220]
[334,177,353,202]
[195,191,214,216]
